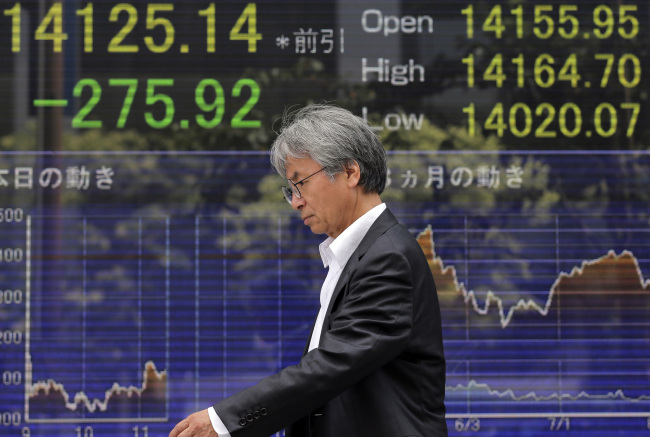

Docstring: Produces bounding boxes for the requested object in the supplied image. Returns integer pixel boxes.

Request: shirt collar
[318,203,386,269]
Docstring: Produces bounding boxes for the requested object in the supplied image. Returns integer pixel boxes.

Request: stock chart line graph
[447,380,650,404]
[21,215,171,424]
[192,211,650,424]
[413,217,650,422]
[26,360,167,417]
[7,208,649,433]
[417,226,650,329]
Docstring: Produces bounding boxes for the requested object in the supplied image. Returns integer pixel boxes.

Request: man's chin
[305,222,325,235]
[308,226,323,235]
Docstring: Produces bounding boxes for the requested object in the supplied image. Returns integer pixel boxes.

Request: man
[170,104,447,437]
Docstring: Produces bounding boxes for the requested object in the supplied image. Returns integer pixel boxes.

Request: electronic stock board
[0,1,649,436]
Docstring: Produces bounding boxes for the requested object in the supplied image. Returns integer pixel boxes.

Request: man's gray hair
[270,104,387,194]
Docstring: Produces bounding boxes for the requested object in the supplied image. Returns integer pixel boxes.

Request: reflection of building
[2,6,29,134]
[2,0,451,137]
[1,1,341,137]
[336,0,401,82]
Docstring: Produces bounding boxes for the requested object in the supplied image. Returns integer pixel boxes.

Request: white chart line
[24,215,32,422]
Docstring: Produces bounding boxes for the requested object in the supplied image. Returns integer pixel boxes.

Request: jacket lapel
[322,208,398,321]
[302,208,399,353]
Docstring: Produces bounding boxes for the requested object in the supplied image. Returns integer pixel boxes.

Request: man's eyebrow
[288,170,300,181]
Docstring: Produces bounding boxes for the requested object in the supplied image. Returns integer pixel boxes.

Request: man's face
[285,156,353,238]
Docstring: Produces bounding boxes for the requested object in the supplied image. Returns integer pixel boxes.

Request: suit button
[253,410,260,419]
[260,408,267,416]
[246,413,254,423]
[239,418,247,426]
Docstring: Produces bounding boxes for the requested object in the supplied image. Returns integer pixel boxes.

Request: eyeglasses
[281,167,326,204]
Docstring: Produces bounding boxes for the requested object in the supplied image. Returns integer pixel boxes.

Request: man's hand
[169,409,219,437]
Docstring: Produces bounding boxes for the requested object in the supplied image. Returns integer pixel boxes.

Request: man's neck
[355,193,382,218]
[335,193,382,237]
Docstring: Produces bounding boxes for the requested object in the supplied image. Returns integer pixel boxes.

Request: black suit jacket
[213,209,447,437]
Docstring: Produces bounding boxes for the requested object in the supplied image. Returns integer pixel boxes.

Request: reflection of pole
[14,8,30,133]
[39,0,63,155]
[37,0,64,366]
[38,0,63,235]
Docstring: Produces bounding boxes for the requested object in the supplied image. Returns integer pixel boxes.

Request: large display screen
[1,1,648,436]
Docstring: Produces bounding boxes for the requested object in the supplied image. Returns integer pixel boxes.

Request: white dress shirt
[209,203,387,435]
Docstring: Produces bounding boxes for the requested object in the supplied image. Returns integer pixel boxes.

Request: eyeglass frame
[281,167,326,204]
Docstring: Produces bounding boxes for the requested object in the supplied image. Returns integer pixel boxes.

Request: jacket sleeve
[212,239,414,437]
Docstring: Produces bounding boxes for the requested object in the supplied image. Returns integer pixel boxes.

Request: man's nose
[291,195,305,210]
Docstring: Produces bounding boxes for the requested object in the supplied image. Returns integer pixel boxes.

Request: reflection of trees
[377,120,558,308]
[1,52,645,224]
[2,53,648,356]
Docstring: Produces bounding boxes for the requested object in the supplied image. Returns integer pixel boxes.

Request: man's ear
[344,161,361,188]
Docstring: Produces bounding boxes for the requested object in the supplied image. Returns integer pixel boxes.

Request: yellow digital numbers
[464,102,640,139]
[462,4,639,40]
[462,53,641,89]
[34,2,68,52]
[108,4,139,53]
[145,4,175,53]
[229,3,263,53]
[2,2,263,54]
